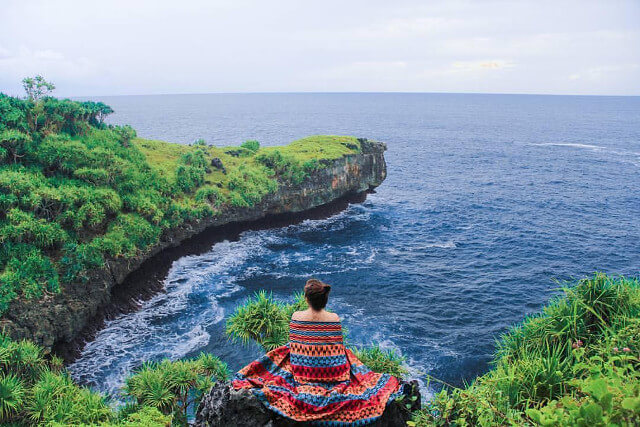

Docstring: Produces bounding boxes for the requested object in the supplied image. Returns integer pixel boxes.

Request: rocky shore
[1,139,387,354]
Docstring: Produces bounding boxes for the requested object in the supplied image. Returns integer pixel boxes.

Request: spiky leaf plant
[0,373,24,421]
[124,355,229,421]
[226,290,292,350]
[354,346,409,380]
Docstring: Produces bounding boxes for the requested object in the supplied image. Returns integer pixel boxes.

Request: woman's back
[289,316,350,384]
[233,279,402,424]
[291,308,340,323]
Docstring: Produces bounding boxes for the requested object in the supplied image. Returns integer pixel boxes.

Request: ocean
[68,93,640,397]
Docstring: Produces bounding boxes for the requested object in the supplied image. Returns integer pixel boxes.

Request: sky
[0,0,639,96]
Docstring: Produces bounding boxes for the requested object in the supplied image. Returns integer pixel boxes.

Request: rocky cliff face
[1,139,387,352]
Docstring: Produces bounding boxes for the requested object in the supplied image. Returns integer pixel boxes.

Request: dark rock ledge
[195,381,421,427]
[1,139,387,354]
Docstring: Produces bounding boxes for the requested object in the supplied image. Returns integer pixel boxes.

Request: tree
[22,75,55,102]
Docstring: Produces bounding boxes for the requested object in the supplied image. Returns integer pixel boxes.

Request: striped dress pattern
[232,320,402,426]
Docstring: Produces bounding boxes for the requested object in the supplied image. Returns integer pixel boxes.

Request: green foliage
[114,125,137,147]
[124,354,229,422]
[0,332,231,426]
[0,79,359,316]
[354,346,408,380]
[194,185,225,208]
[0,334,114,425]
[411,274,640,426]
[22,75,55,102]
[256,149,319,184]
[226,290,295,350]
[176,149,207,193]
[0,129,33,163]
[226,164,277,206]
[240,140,260,152]
[0,373,25,421]
[109,405,171,426]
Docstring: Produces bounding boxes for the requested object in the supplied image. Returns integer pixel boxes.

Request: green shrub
[0,332,234,426]
[354,346,408,380]
[226,164,277,206]
[113,125,137,147]
[0,129,33,164]
[240,140,260,152]
[0,334,114,425]
[0,81,348,316]
[226,290,293,350]
[110,405,171,426]
[0,373,25,421]
[175,149,208,193]
[73,167,110,185]
[255,149,312,184]
[195,186,225,207]
[124,354,229,422]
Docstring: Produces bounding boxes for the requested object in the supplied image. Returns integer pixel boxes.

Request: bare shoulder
[326,311,340,322]
[291,310,308,321]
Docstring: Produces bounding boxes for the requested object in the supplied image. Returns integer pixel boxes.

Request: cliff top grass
[134,134,361,183]
[0,79,362,316]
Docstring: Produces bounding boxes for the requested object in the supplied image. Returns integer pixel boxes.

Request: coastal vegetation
[0,331,229,425]
[411,273,640,426]
[1,78,637,426]
[5,274,635,426]
[0,77,362,316]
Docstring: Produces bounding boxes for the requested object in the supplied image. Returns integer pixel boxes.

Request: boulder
[195,380,420,427]
[210,157,226,174]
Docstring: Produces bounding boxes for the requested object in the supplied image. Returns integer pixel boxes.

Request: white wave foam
[425,241,457,249]
[70,203,382,397]
[69,236,261,395]
[528,142,640,167]
[530,142,603,149]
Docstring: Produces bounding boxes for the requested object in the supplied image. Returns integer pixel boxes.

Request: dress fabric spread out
[232,319,402,426]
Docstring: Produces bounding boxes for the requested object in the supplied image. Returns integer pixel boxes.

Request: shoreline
[1,139,387,355]
[54,190,371,363]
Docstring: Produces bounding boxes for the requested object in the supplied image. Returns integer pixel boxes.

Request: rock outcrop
[195,380,421,427]
[1,140,387,352]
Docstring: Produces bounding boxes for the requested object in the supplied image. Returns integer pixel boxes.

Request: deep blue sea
[68,93,640,398]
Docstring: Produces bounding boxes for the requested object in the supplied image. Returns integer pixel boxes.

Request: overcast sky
[1,0,639,96]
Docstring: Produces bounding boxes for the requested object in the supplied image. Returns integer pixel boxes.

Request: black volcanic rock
[195,380,420,427]
[210,157,226,174]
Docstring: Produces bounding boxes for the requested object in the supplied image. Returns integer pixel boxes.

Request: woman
[232,279,403,425]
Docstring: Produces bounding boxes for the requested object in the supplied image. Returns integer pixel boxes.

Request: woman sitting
[232,279,403,425]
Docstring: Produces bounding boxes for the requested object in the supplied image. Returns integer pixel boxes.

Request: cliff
[1,139,387,352]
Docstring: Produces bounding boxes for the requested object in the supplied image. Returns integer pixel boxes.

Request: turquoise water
[69,93,640,397]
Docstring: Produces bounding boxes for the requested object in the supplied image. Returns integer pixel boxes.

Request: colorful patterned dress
[232,319,402,426]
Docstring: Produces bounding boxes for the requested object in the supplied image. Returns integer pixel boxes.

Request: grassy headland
[0,88,362,316]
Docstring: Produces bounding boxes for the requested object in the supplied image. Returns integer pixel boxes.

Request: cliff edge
[1,139,387,351]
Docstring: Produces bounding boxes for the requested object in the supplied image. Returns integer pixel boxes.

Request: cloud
[0,45,96,95]
[0,0,638,95]
[351,17,466,39]
[569,64,640,82]
[450,60,515,72]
